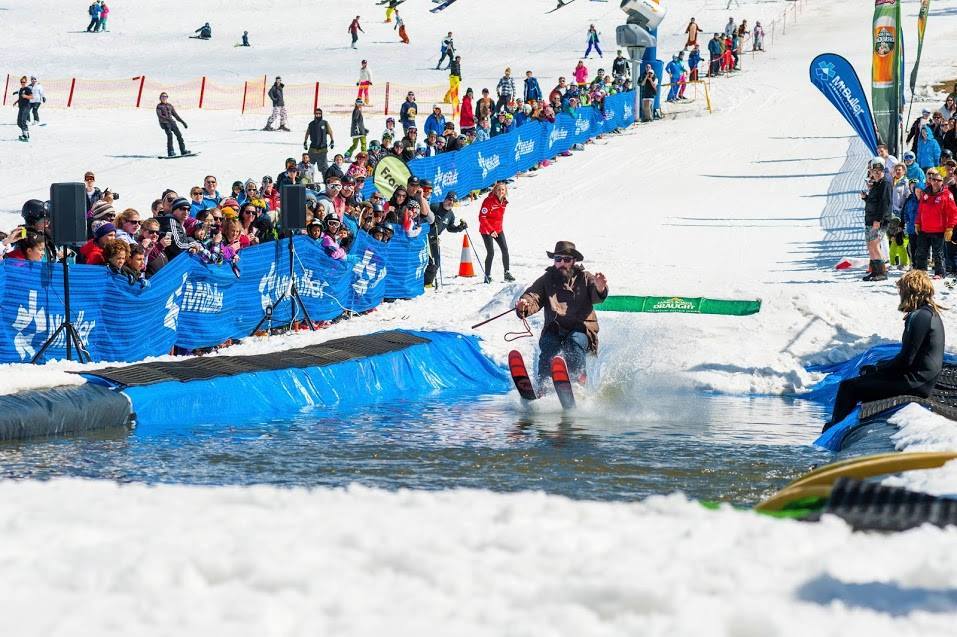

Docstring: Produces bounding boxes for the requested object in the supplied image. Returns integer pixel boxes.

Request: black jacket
[876,304,945,391]
[269,83,284,107]
[449,59,462,77]
[350,107,366,137]
[864,177,892,225]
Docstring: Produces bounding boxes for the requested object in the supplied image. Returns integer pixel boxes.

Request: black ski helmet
[21,199,49,226]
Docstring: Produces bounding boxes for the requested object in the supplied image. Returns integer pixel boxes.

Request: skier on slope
[436,31,454,70]
[156,92,190,157]
[515,240,608,384]
[584,25,602,59]
[348,16,364,49]
[28,76,45,125]
[13,76,33,142]
[357,59,373,105]
[195,22,212,39]
[684,17,701,47]
[263,77,289,132]
[394,10,410,44]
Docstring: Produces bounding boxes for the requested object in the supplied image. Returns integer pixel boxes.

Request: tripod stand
[252,233,317,335]
[32,249,91,364]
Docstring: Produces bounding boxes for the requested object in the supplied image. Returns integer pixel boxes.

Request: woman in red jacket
[479,181,513,282]
[915,168,957,277]
[459,88,475,135]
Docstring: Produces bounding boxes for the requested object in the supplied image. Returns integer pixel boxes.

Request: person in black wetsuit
[825,269,946,429]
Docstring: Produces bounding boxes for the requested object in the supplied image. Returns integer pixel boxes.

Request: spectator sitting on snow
[824,270,945,428]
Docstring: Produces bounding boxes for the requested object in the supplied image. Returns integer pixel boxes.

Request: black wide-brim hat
[546,240,584,261]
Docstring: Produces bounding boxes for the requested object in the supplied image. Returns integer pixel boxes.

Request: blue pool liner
[83,330,511,429]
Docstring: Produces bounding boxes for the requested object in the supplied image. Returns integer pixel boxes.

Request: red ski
[550,356,576,410]
[508,350,538,401]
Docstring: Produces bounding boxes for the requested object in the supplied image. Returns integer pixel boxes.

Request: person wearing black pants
[825,270,945,429]
[478,182,514,282]
[14,76,33,142]
[155,92,189,157]
[426,191,467,287]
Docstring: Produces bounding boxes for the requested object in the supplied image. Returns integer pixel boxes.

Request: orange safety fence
[2,72,448,115]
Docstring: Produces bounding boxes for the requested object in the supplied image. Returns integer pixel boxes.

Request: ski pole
[471,307,513,329]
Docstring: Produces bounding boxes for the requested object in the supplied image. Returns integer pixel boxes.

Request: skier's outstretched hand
[594,272,607,293]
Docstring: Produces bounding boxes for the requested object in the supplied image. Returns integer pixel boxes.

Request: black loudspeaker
[50,182,87,245]
[281,184,307,231]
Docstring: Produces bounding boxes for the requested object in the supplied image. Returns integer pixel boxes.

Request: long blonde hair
[897,270,945,314]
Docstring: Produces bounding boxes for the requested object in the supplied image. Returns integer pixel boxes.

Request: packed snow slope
[2,1,957,633]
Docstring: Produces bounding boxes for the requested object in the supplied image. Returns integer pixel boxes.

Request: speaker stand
[252,233,317,335]
[32,254,91,364]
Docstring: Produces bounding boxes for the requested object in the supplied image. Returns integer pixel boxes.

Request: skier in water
[155,92,190,157]
[515,240,608,383]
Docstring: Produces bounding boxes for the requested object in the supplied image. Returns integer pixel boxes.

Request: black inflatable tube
[0,384,133,441]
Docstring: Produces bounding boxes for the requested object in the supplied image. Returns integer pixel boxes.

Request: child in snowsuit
[887,217,910,269]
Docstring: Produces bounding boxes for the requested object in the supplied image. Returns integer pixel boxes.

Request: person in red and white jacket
[478,181,513,282]
[914,168,957,277]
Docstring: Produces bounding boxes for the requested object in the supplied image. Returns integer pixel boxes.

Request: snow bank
[0,479,956,636]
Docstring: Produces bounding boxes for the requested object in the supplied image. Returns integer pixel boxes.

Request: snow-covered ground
[2,0,957,633]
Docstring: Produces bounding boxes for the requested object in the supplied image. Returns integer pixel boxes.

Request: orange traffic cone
[458,234,476,277]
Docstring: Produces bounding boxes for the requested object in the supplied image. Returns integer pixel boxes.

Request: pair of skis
[508,350,576,409]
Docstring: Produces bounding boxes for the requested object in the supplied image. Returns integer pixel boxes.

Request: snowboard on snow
[546,0,578,14]
[430,0,459,12]
[158,151,201,159]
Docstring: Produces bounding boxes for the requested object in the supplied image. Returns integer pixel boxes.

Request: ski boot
[503,271,515,282]
[262,126,275,131]
[168,150,176,157]
[279,125,291,132]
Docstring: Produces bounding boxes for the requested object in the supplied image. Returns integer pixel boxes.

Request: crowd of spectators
[859,88,957,282]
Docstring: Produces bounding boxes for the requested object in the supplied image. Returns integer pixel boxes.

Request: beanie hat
[170,197,190,212]
[90,200,116,220]
[220,197,240,211]
[94,222,116,240]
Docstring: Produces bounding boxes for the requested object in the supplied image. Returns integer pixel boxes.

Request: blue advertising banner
[809,53,880,155]
[364,91,637,202]
[0,230,425,364]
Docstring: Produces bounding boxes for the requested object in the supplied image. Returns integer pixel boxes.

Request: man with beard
[515,240,608,383]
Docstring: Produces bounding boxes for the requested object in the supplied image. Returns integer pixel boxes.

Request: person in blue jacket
[423,105,446,138]
[524,71,542,103]
[917,125,941,170]
[399,91,418,134]
[902,179,920,264]
[902,151,926,189]
[665,55,682,102]
[86,2,102,32]
[688,45,702,82]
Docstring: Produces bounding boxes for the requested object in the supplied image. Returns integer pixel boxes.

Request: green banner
[872,0,902,154]
[909,0,931,95]
[595,296,762,316]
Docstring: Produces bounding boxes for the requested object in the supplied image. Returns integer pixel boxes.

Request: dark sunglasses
[144,229,159,235]
[553,256,575,263]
